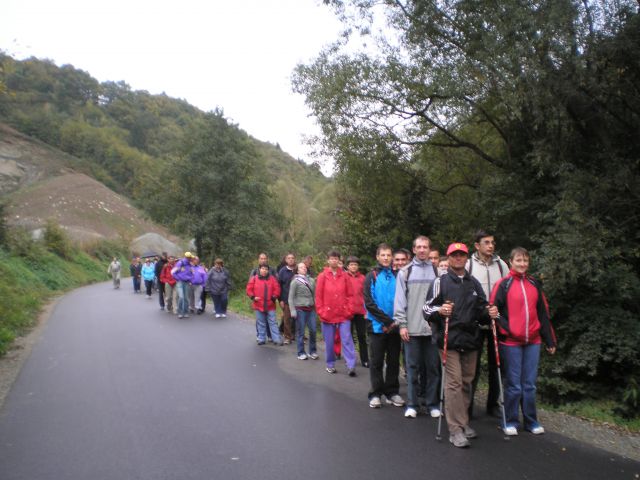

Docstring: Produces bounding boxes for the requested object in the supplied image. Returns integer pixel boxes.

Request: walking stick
[436,300,452,441]
[490,305,509,440]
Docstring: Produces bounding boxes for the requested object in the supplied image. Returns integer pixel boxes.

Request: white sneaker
[404,407,417,418]
[308,353,319,360]
[221,314,227,318]
[297,353,308,360]
[430,408,441,418]
[385,394,405,407]
[503,426,518,436]
[215,314,221,318]
[530,426,545,435]
[369,396,382,408]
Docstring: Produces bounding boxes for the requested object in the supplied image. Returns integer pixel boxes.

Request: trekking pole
[436,300,452,441]
[489,304,509,440]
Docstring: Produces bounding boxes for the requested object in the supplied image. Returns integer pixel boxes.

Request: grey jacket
[465,253,509,299]
[288,275,316,318]
[206,267,232,295]
[393,258,438,336]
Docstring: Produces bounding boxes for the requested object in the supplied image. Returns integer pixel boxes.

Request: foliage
[0,233,124,355]
[0,202,7,247]
[295,1,640,414]
[0,53,336,260]
[43,220,73,259]
[144,111,282,286]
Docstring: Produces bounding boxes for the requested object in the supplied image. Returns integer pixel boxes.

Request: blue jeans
[175,281,190,315]
[295,310,317,356]
[405,336,441,409]
[211,293,228,314]
[256,310,281,344]
[500,343,541,430]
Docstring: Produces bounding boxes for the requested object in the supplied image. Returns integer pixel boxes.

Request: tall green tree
[295,0,640,413]
[156,111,280,281]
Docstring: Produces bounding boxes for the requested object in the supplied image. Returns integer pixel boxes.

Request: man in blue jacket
[364,243,404,409]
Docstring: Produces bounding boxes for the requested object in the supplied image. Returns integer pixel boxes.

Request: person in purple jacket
[190,257,207,314]
[172,252,194,318]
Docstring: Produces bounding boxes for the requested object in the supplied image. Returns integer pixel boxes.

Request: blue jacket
[363,265,397,334]
[141,263,156,281]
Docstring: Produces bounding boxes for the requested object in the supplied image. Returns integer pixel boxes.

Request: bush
[43,220,72,259]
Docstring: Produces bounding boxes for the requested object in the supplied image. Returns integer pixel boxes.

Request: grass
[0,238,129,356]
[541,399,640,433]
[228,291,254,317]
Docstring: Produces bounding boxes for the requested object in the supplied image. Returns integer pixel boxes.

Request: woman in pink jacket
[315,251,356,376]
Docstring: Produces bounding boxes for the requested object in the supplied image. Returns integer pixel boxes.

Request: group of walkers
[111,253,233,319]
[108,230,557,449]
[244,231,556,448]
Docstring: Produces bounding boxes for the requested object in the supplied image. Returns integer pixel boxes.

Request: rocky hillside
[1,123,183,253]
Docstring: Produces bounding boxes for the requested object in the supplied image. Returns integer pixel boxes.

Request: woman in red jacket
[490,247,556,436]
[246,265,283,345]
[315,251,356,375]
[346,256,368,367]
[159,256,177,313]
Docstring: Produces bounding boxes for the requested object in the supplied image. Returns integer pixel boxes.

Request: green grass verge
[541,399,640,433]
[0,244,129,356]
[227,291,254,318]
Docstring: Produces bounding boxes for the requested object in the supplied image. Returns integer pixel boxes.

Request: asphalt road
[0,282,638,480]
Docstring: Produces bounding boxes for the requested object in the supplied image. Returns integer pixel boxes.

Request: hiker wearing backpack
[423,242,499,448]
[394,235,441,418]
[364,243,402,408]
[466,230,509,419]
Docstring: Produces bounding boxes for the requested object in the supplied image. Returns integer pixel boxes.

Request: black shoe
[348,369,357,377]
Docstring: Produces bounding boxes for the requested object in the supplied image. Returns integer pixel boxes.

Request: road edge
[0,296,61,411]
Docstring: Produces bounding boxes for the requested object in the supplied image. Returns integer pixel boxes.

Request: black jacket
[422,269,490,351]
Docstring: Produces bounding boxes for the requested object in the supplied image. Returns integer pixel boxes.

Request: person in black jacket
[154,252,168,310]
[129,257,142,294]
[423,242,499,448]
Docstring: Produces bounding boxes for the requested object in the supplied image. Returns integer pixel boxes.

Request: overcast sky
[1,0,343,174]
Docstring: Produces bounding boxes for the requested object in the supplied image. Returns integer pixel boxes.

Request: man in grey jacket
[394,235,440,418]
[466,230,509,418]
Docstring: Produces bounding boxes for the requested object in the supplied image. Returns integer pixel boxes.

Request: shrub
[43,220,72,259]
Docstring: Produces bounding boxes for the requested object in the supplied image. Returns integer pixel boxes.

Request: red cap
[446,242,469,256]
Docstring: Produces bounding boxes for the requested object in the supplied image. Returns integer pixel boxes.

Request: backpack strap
[404,264,413,298]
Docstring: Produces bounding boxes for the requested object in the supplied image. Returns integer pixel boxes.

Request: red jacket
[160,263,176,286]
[490,270,556,348]
[315,267,353,323]
[246,274,281,312]
[346,271,366,316]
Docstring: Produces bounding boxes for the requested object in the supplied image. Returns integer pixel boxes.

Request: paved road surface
[0,283,638,480]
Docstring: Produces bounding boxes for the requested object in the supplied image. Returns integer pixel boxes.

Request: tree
[158,111,280,282]
[295,0,640,412]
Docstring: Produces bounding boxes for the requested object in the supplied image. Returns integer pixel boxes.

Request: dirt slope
[1,123,183,250]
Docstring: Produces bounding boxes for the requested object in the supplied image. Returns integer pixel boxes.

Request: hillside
[1,123,183,252]
[0,54,338,257]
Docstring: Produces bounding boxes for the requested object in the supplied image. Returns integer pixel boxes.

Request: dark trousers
[470,329,500,417]
[405,336,441,409]
[368,332,401,399]
[133,276,141,292]
[144,280,153,296]
[351,314,369,365]
[199,289,206,313]
[158,281,165,308]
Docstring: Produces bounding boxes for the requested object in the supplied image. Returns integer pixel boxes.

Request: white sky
[1,0,343,174]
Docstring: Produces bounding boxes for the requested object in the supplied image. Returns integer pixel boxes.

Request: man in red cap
[423,242,499,448]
